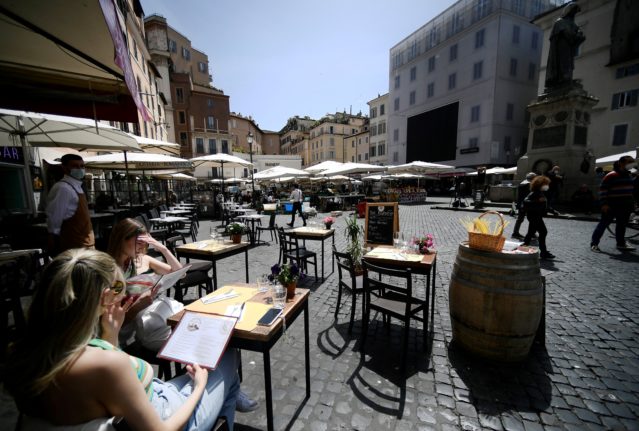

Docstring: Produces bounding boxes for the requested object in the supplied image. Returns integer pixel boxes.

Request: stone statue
[545,3,585,90]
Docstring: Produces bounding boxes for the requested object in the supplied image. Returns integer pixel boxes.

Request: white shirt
[289,188,303,203]
[46,175,84,235]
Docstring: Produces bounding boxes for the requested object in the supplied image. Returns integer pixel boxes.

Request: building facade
[145,15,233,159]
[534,0,639,159]
[368,93,389,165]
[279,116,315,166]
[308,113,368,165]
[387,0,562,167]
[229,113,264,155]
[344,130,371,163]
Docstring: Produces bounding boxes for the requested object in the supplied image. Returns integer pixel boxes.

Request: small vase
[231,234,242,244]
[285,282,296,299]
[325,223,333,229]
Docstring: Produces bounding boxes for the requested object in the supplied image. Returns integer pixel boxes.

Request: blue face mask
[69,168,85,180]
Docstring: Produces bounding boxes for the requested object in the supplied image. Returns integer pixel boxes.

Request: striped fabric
[599,170,635,208]
[88,338,154,399]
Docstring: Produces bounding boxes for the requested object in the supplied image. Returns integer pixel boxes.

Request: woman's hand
[101,296,134,343]
[137,233,163,251]
[186,363,208,390]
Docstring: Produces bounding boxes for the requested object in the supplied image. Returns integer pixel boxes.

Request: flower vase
[285,282,296,299]
[325,223,333,230]
[231,234,242,244]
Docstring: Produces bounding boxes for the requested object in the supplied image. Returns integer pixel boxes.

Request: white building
[368,93,389,165]
[387,0,563,167]
[534,0,639,159]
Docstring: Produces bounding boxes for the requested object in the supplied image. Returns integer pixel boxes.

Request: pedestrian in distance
[512,172,537,239]
[545,165,563,215]
[591,155,637,252]
[287,183,307,227]
[522,175,555,260]
[46,154,94,256]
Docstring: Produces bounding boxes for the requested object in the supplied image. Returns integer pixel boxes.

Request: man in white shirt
[46,154,94,255]
[287,184,307,227]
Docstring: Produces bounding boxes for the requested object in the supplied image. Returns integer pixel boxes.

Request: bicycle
[605,214,639,240]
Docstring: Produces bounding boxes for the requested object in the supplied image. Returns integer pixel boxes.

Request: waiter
[46,154,95,255]
[287,183,307,227]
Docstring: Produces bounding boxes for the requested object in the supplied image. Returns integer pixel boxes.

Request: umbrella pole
[221,161,225,201]
[123,151,133,206]
[18,132,36,216]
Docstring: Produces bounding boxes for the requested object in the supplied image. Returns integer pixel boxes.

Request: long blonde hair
[107,218,146,268]
[5,249,120,409]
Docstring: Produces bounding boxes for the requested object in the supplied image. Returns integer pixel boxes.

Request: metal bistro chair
[277,227,318,280]
[165,236,213,303]
[256,213,278,244]
[361,260,428,377]
[333,245,364,333]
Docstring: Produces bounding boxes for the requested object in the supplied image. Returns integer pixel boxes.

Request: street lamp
[247,131,256,205]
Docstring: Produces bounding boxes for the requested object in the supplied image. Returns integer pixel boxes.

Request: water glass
[272,284,286,309]
[257,275,270,293]
[209,227,218,242]
[393,232,403,249]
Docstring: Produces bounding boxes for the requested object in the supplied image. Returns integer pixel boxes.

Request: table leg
[212,260,218,291]
[245,248,249,283]
[304,299,311,398]
[321,238,325,281]
[430,259,437,331]
[331,233,335,274]
[264,350,274,431]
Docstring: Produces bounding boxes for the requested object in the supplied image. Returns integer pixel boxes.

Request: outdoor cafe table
[287,226,335,281]
[149,216,189,233]
[236,213,265,246]
[175,239,250,291]
[363,246,437,333]
[161,209,192,216]
[167,285,310,431]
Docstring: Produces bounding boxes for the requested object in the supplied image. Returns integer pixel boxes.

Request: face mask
[624,163,636,170]
[541,185,550,191]
[69,168,85,180]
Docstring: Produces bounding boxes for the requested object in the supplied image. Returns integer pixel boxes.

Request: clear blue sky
[141,0,456,132]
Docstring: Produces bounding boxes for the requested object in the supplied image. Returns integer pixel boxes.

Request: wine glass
[257,274,270,293]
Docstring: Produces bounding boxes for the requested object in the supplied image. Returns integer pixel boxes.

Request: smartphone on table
[257,308,283,326]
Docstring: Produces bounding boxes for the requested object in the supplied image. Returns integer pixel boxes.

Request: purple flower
[271,264,281,275]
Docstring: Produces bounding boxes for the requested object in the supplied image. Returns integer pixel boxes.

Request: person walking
[46,154,94,256]
[512,172,536,239]
[287,183,307,227]
[546,165,563,215]
[591,155,636,252]
[522,175,555,259]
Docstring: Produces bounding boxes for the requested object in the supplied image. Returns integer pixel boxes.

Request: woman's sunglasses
[110,280,125,295]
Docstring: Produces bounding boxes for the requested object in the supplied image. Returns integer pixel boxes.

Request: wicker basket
[468,211,506,252]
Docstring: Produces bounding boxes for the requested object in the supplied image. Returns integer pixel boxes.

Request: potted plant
[343,214,364,273]
[323,216,335,229]
[226,222,246,243]
[269,262,305,299]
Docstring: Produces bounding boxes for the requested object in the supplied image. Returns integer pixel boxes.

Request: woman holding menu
[4,248,240,430]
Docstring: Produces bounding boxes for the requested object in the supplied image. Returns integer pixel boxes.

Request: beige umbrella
[254,166,309,180]
[317,162,387,176]
[190,153,253,193]
[304,160,344,173]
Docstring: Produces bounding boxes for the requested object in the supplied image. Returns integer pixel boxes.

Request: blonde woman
[4,249,239,430]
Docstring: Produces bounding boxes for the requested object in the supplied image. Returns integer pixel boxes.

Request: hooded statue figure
[545,3,585,90]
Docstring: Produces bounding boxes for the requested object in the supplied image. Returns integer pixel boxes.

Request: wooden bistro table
[363,246,437,333]
[175,239,250,291]
[168,285,311,431]
[287,226,335,281]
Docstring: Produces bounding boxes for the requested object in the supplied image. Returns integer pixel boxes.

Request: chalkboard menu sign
[365,202,399,246]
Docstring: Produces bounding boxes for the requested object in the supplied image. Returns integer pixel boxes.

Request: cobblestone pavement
[207,205,639,431]
[1,204,637,430]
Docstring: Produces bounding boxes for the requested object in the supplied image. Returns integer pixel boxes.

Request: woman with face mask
[522,175,555,259]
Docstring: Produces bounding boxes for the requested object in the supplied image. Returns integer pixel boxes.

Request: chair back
[362,260,413,302]
[165,235,186,255]
[277,227,293,255]
[149,208,160,219]
[134,215,147,230]
[267,212,276,228]
[333,245,356,288]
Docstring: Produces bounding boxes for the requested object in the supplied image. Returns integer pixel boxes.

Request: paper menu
[158,311,235,370]
[186,286,257,314]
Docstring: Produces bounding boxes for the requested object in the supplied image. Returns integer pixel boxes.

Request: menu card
[158,311,235,370]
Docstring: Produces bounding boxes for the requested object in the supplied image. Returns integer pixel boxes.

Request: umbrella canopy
[154,173,197,181]
[387,161,454,174]
[83,152,192,171]
[309,175,351,182]
[0,109,140,151]
[304,160,344,173]
[596,150,636,168]
[190,153,253,192]
[209,177,247,184]
[254,166,309,180]
[130,134,180,155]
[318,162,387,176]
[467,167,516,176]
[435,167,475,177]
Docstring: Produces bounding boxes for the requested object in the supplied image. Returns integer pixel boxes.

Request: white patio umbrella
[209,177,247,184]
[309,175,351,182]
[154,173,197,181]
[129,134,180,155]
[254,166,309,180]
[467,167,516,176]
[317,162,387,176]
[0,108,140,213]
[190,153,253,192]
[83,152,192,171]
[387,161,454,174]
[304,160,345,173]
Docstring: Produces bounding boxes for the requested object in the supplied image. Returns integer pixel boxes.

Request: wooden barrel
[449,243,543,361]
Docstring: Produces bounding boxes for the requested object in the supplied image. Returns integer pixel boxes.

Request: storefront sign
[1,146,24,165]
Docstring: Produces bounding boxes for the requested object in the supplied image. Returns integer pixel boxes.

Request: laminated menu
[158,311,235,370]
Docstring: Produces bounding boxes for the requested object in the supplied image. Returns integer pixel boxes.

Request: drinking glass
[257,274,270,293]
[393,231,402,249]
[272,284,286,309]
[210,227,218,242]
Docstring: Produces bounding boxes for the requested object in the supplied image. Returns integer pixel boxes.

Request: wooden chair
[361,260,427,376]
[256,213,278,244]
[333,245,364,333]
[277,227,318,280]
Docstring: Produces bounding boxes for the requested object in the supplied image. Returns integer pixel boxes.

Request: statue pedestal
[517,85,599,202]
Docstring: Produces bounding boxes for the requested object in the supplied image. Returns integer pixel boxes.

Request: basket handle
[477,211,505,236]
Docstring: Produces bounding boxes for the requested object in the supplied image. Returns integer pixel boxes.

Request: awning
[0,0,147,122]
[254,166,309,180]
[84,152,192,170]
[596,150,636,168]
